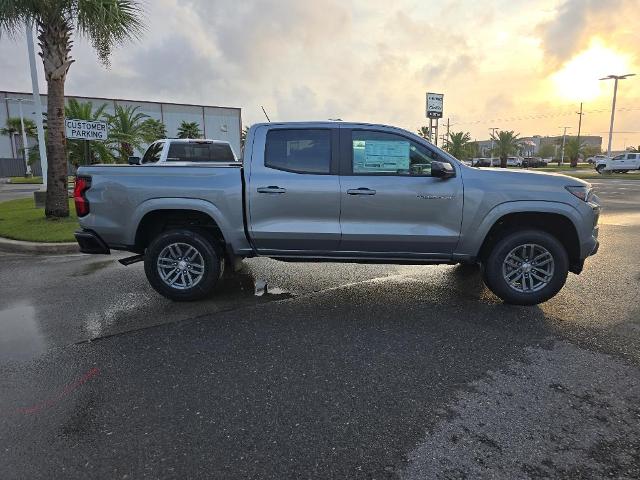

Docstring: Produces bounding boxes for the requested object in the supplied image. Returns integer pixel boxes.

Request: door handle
[257,186,286,194]
[347,188,376,195]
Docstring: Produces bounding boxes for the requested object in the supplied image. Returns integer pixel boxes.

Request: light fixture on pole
[599,73,635,157]
[5,97,32,176]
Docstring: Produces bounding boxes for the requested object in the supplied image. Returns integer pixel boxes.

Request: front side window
[613,154,624,160]
[141,141,164,164]
[265,129,331,174]
[352,131,439,176]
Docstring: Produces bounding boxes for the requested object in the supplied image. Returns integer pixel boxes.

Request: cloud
[537,0,637,65]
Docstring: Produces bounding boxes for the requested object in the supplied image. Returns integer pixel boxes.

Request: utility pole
[600,73,635,157]
[576,102,583,146]
[560,126,571,165]
[445,117,450,145]
[26,22,47,188]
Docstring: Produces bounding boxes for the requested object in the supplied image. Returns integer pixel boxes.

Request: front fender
[457,200,582,258]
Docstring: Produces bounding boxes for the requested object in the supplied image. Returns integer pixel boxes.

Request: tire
[596,165,605,174]
[482,230,568,305]
[144,229,222,301]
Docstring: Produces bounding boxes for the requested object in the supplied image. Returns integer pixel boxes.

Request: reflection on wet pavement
[0,305,45,361]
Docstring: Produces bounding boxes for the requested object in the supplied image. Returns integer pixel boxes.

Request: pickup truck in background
[127,138,238,165]
[595,152,640,173]
[74,122,601,305]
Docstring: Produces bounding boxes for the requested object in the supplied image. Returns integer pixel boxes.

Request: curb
[0,236,79,255]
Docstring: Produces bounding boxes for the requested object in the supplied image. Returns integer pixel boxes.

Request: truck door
[247,126,341,253]
[338,127,463,256]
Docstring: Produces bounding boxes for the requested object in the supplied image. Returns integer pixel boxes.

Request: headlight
[565,185,592,201]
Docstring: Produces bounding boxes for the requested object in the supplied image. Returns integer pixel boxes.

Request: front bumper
[74,230,110,254]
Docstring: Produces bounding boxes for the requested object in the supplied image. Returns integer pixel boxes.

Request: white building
[1,90,242,160]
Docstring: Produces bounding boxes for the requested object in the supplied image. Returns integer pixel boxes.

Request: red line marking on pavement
[16,367,101,415]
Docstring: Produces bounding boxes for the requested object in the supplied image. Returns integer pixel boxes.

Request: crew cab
[74,122,601,305]
[595,152,640,173]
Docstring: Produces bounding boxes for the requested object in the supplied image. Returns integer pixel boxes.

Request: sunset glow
[551,40,632,102]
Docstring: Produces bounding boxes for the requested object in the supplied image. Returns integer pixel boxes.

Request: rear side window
[628,154,637,159]
[265,129,331,174]
[167,143,235,162]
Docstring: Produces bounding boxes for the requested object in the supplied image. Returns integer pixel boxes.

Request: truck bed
[76,163,249,252]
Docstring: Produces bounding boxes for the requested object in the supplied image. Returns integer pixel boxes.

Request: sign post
[426,93,444,146]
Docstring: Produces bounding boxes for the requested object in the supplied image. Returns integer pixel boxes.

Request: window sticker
[353,140,410,173]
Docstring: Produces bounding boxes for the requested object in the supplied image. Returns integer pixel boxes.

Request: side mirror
[128,156,141,165]
[431,161,455,179]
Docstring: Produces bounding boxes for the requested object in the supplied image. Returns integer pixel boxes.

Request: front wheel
[595,165,606,174]
[144,229,222,301]
[482,230,568,305]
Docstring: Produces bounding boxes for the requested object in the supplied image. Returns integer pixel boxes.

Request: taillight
[74,176,91,217]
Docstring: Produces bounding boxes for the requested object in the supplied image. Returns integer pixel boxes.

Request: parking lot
[1,178,639,479]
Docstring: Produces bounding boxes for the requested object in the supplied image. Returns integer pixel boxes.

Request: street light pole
[600,73,635,157]
[560,126,571,165]
[26,21,48,188]
[489,127,499,158]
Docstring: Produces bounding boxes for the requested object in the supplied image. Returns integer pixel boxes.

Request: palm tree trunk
[500,156,507,168]
[38,17,73,218]
[44,76,69,218]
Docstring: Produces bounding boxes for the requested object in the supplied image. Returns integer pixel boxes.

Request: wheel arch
[131,199,231,253]
[469,203,582,273]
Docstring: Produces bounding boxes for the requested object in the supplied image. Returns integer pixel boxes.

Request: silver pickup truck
[74,122,600,305]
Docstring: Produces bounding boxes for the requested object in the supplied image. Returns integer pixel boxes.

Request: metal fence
[0,158,78,178]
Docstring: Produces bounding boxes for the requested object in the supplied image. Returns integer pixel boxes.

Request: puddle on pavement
[217,271,293,299]
[70,259,114,277]
[0,305,46,362]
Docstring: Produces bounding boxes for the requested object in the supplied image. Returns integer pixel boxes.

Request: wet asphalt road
[0,182,40,202]
[1,179,639,479]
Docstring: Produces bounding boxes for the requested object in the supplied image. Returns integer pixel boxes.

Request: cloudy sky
[1,0,639,148]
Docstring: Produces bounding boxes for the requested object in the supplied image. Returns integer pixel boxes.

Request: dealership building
[0,90,242,171]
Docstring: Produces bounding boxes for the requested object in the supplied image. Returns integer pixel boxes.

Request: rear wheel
[482,230,568,305]
[144,229,222,301]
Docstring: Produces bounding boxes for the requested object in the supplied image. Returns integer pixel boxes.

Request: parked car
[128,138,238,165]
[471,157,492,167]
[595,152,640,173]
[74,121,600,306]
[506,156,523,167]
[522,157,546,168]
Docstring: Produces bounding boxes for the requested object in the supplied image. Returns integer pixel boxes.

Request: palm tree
[241,125,250,149]
[445,131,472,159]
[490,130,521,168]
[1,117,37,159]
[417,126,430,141]
[64,99,112,166]
[177,121,202,139]
[141,118,167,143]
[563,137,584,168]
[104,105,149,162]
[0,1,144,218]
